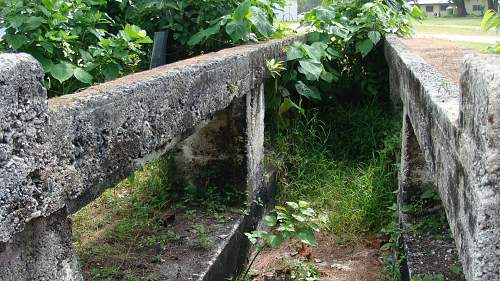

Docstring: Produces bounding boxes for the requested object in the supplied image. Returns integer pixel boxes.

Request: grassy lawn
[453,40,492,52]
[414,16,499,36]
[419,16,483,27]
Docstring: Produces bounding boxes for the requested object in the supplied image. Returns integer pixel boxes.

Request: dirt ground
[401,38,476,84]
[250,232,385,281]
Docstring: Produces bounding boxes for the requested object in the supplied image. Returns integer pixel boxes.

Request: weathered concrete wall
[0,36,301,280]
[385,36,500,281]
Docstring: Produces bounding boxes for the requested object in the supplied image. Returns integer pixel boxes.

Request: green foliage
[246,201,329,248]
[188,0,286,47]
[122,0,241,52]
[0,0,152,96]
[379,205,404,281]
[270,96,402,236]
[281,260,320,281]
[481,10,500,53]
[193,224,211,249]
[265,0,424,122]
[238,201,327,281]
[411,274,444,281]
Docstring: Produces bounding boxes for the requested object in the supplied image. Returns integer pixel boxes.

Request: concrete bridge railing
[1,34,498,281]
[0,37,300,280]
[385,36,499,281]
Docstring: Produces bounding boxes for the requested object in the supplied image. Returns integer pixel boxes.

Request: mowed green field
[415,16,498,36]
[413,16,498,52]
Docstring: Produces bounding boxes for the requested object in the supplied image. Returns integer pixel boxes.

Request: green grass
[419,16,483,27]
[72,153,245,280]
[414,15,500,36]
[414,24,498,36]
[269,100,401,238]
[452,40,493,52]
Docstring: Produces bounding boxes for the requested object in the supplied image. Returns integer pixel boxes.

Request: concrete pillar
[174,83,265,202]
[0,208,83,281]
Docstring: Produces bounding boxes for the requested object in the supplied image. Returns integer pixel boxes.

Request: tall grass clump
[269,99,401,238]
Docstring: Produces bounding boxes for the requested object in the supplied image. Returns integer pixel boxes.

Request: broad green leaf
[188,22,221,46]
[5,34,28,50]
[36,56,54,73]
[50,62,74,83]
[481,10,500,31]
[249,6,274,37]
[481,10,495,30]
[74,68,93,84]
[368,31,381,45]
[301,207,316,217]
[263,215,277,227]
[8,15,24,29]
[326,47,341,58]
[356,38,374,57]
[136,36,153,44]
[286,201,299,209]
[279,98,302,115]
[298,201,310,208]
[123,24,148,40]
[298,59,323,81]
[24,17,46,31]
[244,232,257,244]
[320,71,334,83]
[79,49,93,63]
[303,42,327,61]
[287,42,304,61]
[264,234,284,248]
[233,0,251,20]
[103,64,120,81]
[296,229,317,246]
[226,20,248,42]
[295,81,321,101]
[292,214,306,222]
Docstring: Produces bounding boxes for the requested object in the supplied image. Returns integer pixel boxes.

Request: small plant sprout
[240,201,328,280]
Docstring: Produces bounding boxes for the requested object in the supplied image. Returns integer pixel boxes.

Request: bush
[0,0,152,96]
[265,0,424,123]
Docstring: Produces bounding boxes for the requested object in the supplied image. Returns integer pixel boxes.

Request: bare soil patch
[401,38,476,84]
[250,232,385,281]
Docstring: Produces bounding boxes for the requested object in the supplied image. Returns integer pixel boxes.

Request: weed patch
[268,101,401,239]
[72,153,246,280]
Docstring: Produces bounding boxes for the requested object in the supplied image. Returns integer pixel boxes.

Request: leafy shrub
[266,0,424,123]
[237,201,328,280]
[118,0,241,53]
[188,0,287,48]
[0,0,152,96]
[246,201,329,248]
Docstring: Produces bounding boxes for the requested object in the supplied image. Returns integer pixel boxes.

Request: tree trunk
[454,0,467,16]
[487,0,494,10]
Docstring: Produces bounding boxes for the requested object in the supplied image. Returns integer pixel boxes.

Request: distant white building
[275,0,298,22]
[410,0,489,16]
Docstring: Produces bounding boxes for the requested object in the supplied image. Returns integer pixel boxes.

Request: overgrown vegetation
[72,153,246,280]
[0,0,153,96]
[268,90,401,236]
[264,0,423,123]
[0,0,286,96]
